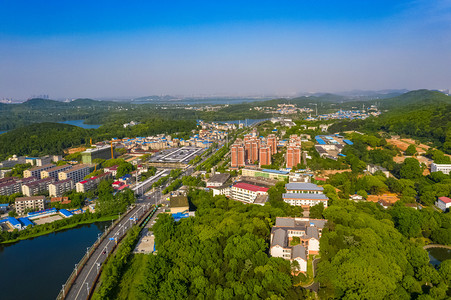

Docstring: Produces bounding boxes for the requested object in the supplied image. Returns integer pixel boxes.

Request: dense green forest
[318,199,450,299]
[106,190,313,299]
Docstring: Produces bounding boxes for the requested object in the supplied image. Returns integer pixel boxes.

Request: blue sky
[0,0,450,99]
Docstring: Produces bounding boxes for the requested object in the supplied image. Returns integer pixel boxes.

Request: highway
[61,145,220,299]
[63,190,163,300]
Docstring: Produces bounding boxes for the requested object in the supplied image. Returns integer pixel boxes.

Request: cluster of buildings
[253,104,313,115]
[270,217,325,273]
[305,108,380,121]
[314,135,352,160]
[0,206,77,231]
[109,130,226,154]
[231,132,278,168]
[198,120,238,131]
[0,154,63,178]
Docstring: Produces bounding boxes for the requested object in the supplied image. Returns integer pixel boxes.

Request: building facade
[58,164,93,183]
[15,196,45,215]
[49,179,74,197]
[41,164,72,179]
[283,182,328,208]
[431,163,451,175]
[270,217,325,273]
[21,177,55,196]
[23,164,54,179]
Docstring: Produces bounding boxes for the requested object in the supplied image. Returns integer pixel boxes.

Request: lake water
[0,221,109,300]
[427,247,451,267]
[216,118,269,126]
[58,119,101,129]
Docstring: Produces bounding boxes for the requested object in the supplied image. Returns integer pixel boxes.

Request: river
[57,119,102,129]
[0,221,109,300]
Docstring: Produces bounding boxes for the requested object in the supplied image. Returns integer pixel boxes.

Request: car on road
[102,250,107,254]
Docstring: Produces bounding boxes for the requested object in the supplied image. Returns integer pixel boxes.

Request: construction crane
[111,141,114,159]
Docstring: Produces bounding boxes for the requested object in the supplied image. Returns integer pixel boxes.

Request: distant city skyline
[1,0,450,99]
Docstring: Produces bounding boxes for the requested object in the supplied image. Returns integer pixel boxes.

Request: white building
[283,182,328,208]
[436,197,451,212]
[431,163,451,175]
[269,217,325,273]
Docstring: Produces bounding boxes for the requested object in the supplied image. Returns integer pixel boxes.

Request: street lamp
[96,262,101,274]
[62,284,66,297]
[75,264,78,276]
[85,282,89,295]
[86,247,90,257]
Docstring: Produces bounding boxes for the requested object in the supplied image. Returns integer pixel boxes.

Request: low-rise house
[436,196,451,212]
[206,173,230,187]
[270,217,326,273]
[230,182,269,205]
[170,196,189,214]
[283,182,328,208]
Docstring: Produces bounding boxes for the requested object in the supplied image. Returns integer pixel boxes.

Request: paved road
[64,191,162,300]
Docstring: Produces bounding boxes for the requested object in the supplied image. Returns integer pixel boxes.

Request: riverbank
[1,214,117,244]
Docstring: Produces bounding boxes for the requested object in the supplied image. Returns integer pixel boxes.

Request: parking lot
[150,146,205,164]
[33,214,63,225]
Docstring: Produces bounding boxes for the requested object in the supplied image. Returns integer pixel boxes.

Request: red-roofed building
[230,182,269,204]
[112,181,125,189]
[436,196,451,212]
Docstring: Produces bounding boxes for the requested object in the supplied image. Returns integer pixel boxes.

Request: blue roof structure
[172,212,189,222]
[0,204,9,207]
[18,217,33,227]
[262,169,289,175]
[59,209,74,218]
[338,153,347,157]
[315,138,326,145]
[343,139,353,145]
[7,217,22,228]
[28,208,57,217]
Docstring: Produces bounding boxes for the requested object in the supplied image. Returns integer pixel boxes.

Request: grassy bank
[113,254,148,300]
[1,214,118,244]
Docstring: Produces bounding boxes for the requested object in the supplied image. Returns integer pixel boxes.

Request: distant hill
[378,89,451,110]
[0,122,89,159]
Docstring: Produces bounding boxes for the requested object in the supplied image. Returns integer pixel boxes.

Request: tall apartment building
[286,146,301,169]
[22,177,55,196]
[58,164,93,183]
[15,196,45,215]
[23,164,54,179]
[231,144,245,168]
[81,145,112,164]
[41,164,72,179]
[266,134,278,154]
[259,146,272,167]
[49,179,74,197]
